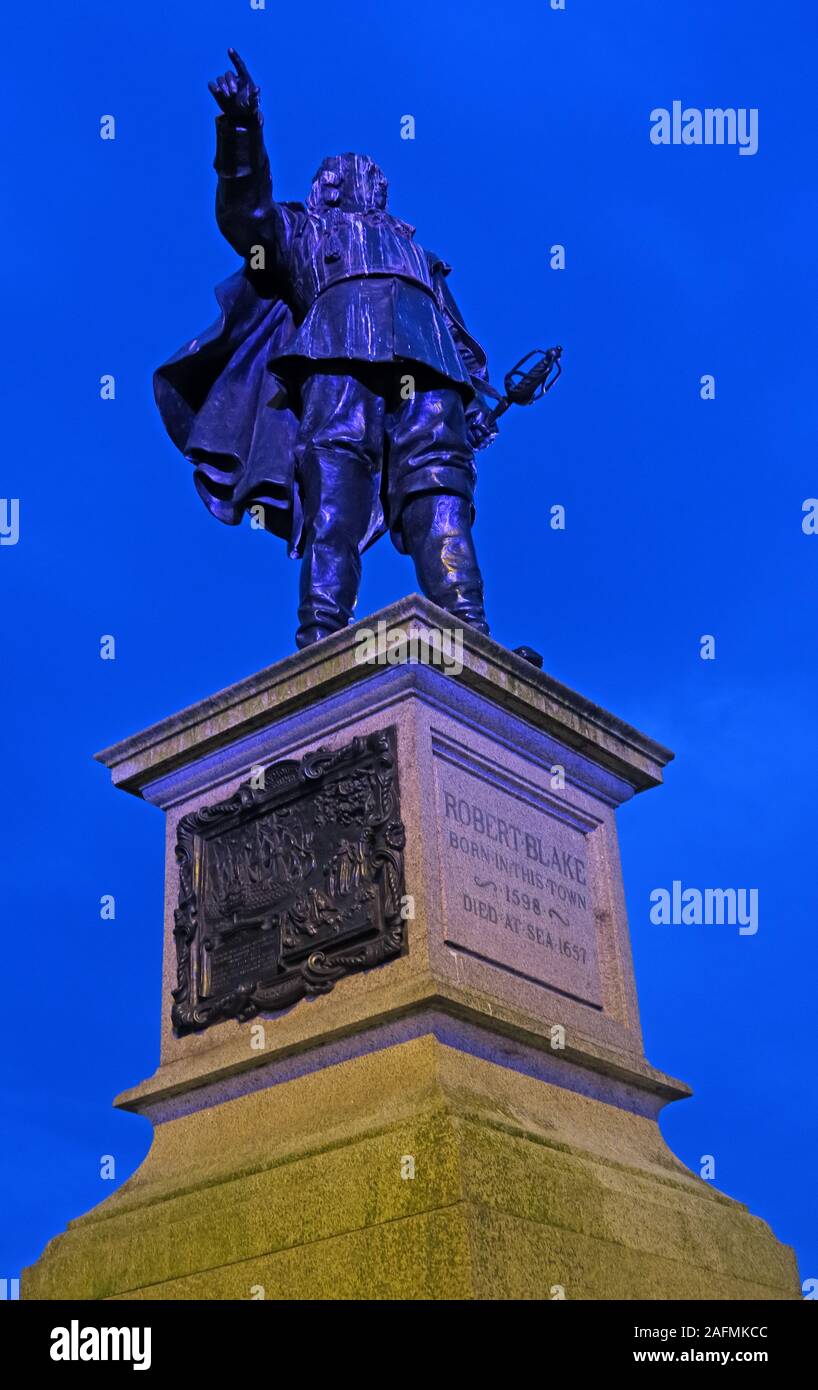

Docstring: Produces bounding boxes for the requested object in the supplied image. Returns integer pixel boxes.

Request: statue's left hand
[208,49,261,125]
[467,410,498,452]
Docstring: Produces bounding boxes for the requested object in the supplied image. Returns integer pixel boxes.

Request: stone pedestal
[23,597,799,1300]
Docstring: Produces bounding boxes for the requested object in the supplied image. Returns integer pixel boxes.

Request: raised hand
[208,49,260,125]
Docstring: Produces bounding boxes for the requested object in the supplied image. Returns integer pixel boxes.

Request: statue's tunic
[214,118,487,398]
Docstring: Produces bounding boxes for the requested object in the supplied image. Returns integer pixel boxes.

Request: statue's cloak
[153,268,312,555]
[154,260,493,558]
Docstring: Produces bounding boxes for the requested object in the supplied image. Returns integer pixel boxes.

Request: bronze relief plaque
[172,728,406,1034]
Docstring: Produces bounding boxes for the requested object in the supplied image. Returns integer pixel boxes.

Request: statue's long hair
[306,153,388,214]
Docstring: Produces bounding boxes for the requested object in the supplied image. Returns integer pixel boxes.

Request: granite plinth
[23,596,800,1300]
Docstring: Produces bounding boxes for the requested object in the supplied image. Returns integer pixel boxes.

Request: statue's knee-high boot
[296,451,375,648]
[401,492,490,635]
[294,373,382,649]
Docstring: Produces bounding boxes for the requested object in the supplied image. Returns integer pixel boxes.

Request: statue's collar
[317,208,416,238]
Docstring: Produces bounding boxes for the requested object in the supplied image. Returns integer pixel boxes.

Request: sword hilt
[487,345,563,425]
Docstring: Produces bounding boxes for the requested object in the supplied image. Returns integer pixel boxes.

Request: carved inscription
[437,765,603,1006]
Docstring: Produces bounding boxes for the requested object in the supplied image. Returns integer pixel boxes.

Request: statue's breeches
[294,370,484,646]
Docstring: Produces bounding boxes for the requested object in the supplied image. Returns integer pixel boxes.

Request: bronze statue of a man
[155,50,502,648]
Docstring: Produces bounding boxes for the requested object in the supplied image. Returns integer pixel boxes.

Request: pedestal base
[24,1030,798,1301]
[23,599,800,1301]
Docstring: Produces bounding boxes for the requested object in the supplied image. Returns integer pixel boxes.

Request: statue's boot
[294,373,383,649]
[296,452,375,649]
[401,492,490,635]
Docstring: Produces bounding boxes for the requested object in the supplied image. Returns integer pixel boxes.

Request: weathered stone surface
[94,595,673,797]
[435,748,603,1004]
[24,1036,798,1300]
[84,597,673,1103]
[22,598,800,1300]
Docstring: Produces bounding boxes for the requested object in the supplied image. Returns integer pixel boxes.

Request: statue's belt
[312,270,439,302]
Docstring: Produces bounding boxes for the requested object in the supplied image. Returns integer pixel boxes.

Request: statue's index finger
[228,48,252,81]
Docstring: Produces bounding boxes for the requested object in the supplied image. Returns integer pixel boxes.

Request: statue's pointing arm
[208,50,295,265]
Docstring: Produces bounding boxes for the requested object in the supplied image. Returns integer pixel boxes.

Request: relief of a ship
[204,813,316,922]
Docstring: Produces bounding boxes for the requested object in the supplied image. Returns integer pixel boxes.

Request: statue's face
[307,154,388,213]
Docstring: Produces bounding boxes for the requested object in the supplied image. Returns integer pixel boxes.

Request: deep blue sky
[2,0,816,1293]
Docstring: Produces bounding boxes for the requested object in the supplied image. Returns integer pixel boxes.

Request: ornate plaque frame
[172,727,406,1034]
